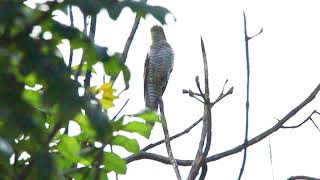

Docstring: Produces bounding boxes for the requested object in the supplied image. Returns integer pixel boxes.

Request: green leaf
[75,113,96,140]
[122,121,151,138]
[133,110,160,123]
[57,135,80,163]
[22,89,41,108]
[111,135,139,153]
[24,73,38,87]
[104,152,127,174]
[104,55,122,77]
[112,116,124,131]
[122,65,131,89]
[55,155,73,172]
[146,5,171,24]
[72,63,96,76]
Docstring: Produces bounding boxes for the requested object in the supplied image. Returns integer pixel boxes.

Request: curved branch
[187,37,212,180]
[141,117,202,152]
[125,82,320,165]
[159,99,182,180]
[287,176,320,180]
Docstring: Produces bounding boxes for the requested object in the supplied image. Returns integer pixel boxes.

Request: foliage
[0,0,168,179]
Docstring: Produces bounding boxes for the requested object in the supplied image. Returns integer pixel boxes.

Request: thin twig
[187,37,212,180]
[110,0,147,84]
[210,86,233,107]
[248,28,263,40]
[159,99,182,180]
[195,76,205,99]
[74,14,88,81]
[238,11,251,180]
[67,4,74,71]
[182,89,204,103]
[112,99,130,121]
[84,15,97,89]
[310,118,320,133]
[281,110,316,129]
[125,83,320,166]
[141,117,203,152]
[268,137,275,180]
[182,89,203,97]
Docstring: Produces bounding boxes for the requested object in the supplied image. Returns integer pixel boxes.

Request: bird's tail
[145,97,159,128]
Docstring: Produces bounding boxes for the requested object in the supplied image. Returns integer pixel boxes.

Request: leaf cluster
[0,0,169,179]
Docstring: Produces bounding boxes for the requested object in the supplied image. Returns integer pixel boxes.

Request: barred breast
[145,41,174,110]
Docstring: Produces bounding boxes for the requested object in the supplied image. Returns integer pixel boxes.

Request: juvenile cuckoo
[144,25,174,111]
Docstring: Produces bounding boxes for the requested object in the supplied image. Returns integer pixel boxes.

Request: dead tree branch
[159,99,182,180]
[238,12,263,180]
[141,117,203,152]
[281,110,318,129]
[287,176,320,180]
[126,82,320,165]
[187,37,212,180]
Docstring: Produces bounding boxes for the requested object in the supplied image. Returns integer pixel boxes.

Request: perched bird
[144,25,174,112]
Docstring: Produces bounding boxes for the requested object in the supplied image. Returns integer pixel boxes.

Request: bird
[144,25,174,113]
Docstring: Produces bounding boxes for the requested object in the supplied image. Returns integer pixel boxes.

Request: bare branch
[199,163,208,180]
[248,28,263,40]
[310,118,320,133]
[132,82,232,158]
[110,0,147,84]
[126,83,320,166]
[187,37,212,180]
[238,11,252,180]
[287,176,320,180]
[111,99,130,121]
[268,137,275,180]
[281,110,317,129]
[182,89,203,97]
[159,99,182,180]
[210,86,233,107]
[141,117,202,152]
[182,89,204,103]
[195,76,205,99]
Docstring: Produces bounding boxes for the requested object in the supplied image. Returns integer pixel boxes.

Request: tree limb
[125,82,320,165]
[159,99,182,180]
[187,37,212,180]
[238,12,250,180]
[287,176,320,180]
[141,117,203,152]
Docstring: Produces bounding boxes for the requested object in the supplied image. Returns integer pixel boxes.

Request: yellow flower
[98,82,118,109]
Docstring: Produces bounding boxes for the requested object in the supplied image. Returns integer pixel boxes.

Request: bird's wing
[143,53,150,101]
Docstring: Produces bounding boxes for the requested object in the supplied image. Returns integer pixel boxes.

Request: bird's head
[151,25,166,43]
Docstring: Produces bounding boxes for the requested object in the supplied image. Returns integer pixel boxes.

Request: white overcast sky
[26,0,320,179]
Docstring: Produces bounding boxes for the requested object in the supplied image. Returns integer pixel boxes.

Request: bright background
[26,0,320,179]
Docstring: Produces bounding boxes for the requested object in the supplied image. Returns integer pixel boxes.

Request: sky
[26,0,320,179]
